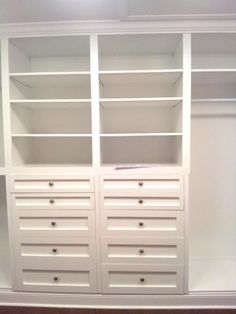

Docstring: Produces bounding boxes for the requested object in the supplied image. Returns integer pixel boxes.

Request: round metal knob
[138,182,143,187]
[50,198,55,204]
[49,182,54,187]
[140,277,145,283]
[53,276,58,281]
[138,199,143,204]
[51,221,56,226]
[139,249,144,254]
[52,248,57,253]
[139,221,144,227]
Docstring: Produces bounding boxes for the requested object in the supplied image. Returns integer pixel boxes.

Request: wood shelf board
[100,97,183,108]
[99,71,183,86]
[10,72,91,87]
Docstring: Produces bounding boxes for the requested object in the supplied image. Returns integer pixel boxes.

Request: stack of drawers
[10,175,97,293]
[100,174,185,294]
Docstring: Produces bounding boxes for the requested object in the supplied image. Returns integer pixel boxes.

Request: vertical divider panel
[182,33,191,294]
[90,35,100,168]
[1,39,11,168]
[182,34,191,172]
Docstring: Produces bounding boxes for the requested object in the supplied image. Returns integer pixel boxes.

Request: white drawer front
[11,175,94,193]
[12,193,94,210]
[16,268,97,293]
[102,264,184,294]
[15,237,96,267]
[101,175,183,197]
[101,238,184,264]
[102,196,182,210]
[15,212,95,237]
[101,210,184,237]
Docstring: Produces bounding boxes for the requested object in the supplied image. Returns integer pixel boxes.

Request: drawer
[10,175,94,193]
[14,211,95,237]
[101,210,184,237]
[15,266,97,293]
[102,264,184,294]
[101,175,183,197]
[102,196,182,211]
[101,237,184,264]
[15,237,96,266]
[12,193,94,210]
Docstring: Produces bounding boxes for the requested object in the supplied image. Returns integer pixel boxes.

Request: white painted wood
[13,210,95,238]
[10,175,94,193]
[101,264,184,294]
[101,210,184,237]
[90,35,100,168]
[100,174,183,197]
[101,237,184,264]
[12,193,94,210]
[15,267,97,293]
[182,34,191,171]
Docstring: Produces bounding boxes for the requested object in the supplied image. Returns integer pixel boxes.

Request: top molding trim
[0,19,236,38]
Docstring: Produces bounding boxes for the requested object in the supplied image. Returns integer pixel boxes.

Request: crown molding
[0,19,236,38]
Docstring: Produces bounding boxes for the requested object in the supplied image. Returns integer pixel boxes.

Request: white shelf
[10,99,91,108]
[99,69,183,74]
[99,70,183,86]
[192,69,236,72]
[12,134,92,138]
[10,72,91,87]
[189,259,236,292]
[192,98,236,103]
[100,133,182,137]
[100,97,183,108]
[0,168,6,176]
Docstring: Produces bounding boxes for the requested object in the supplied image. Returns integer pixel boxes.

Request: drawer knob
[49,182,54,187]
[139,182,143,187]
[50,198,55,204]
[138,199,143,204]
[140,277,145,283]
[53,276,59,281]
[51,221,56,226]
[139,221,144,227]
[139,249,144,254]
[52,248,57,253]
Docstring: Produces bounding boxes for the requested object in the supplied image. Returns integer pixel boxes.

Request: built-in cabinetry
[0,30,235,306]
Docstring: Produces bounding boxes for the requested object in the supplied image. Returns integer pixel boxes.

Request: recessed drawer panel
[102,196,182,210]
[102,264,184,294]
[101,238,184,264]
[101,210,184,237]
[101,175,183,197]
[15,212,95,237]
[12,193,94,210]
[16,268,97,293]
[15,237,96,267]
[11,175,94,193]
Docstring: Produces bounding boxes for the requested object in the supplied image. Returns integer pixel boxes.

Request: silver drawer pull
[53,276,59,282]
[49,182,54,187]
[50,198,55,204]
[138,182,143,187]
[138,199,143,204]
[52,248,57,253]
[139,277,145,283]
[51,221,56,227]
[139,221,144,227]
[139,249,144,254]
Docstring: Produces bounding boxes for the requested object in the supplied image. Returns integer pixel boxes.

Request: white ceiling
[0,0,236,24]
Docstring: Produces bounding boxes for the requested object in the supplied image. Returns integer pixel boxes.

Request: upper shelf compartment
[98,34,183,71]
[192,33,236,69]
[9,36,90,73]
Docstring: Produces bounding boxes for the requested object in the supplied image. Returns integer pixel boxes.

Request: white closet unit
[0,24,235,308]
[9,36,92,167]
[190,33,236,292]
